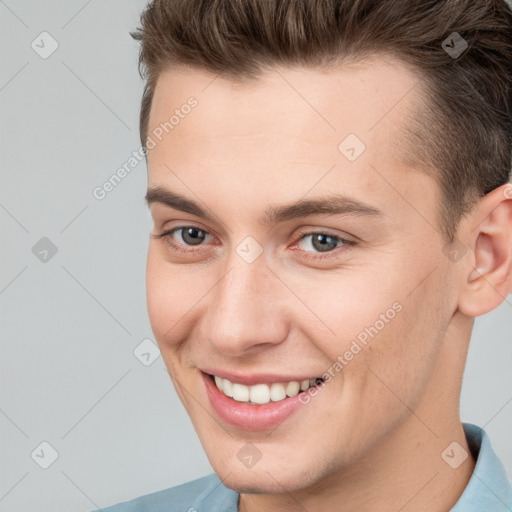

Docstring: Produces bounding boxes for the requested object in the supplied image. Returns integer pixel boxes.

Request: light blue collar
[450,423,512,511]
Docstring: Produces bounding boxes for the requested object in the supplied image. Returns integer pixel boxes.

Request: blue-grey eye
[299,233,341,253]
[178,227,207,245]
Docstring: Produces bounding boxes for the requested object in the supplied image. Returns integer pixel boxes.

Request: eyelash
[153,225,356,261]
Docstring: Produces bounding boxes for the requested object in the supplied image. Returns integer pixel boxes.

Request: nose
[204,256,289,357]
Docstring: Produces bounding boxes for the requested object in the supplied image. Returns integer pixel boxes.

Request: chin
[215,464,318,495]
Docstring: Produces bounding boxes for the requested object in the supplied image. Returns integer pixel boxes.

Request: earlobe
[457,183,512,317]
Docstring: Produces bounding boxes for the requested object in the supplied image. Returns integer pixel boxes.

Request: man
[93,0,512,510]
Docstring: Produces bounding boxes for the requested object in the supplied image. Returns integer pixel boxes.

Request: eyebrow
[145,186,384,226]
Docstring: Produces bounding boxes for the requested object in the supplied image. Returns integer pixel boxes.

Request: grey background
[0,1,510,511]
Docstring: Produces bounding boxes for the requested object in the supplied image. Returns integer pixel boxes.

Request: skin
[144,55,512,511]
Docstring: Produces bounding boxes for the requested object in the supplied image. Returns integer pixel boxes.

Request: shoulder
[90,473,239,512]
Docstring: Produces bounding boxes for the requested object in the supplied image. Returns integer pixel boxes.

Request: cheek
[301,267,442,407]
[145,252,202,397]
[349,284,448,418]
[146,253,170,339]
[283,268,405,361]
[146,248,191,343]
[146,246,218,351]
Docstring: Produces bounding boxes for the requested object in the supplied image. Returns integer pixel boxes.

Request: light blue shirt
[92,423,511,511]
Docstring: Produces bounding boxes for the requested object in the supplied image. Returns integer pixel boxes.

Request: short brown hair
[131,0,512,243]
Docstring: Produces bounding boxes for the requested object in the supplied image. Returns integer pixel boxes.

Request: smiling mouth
[206,373,325,405]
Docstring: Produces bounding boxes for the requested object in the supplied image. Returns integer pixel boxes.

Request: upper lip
[200,368,322,386]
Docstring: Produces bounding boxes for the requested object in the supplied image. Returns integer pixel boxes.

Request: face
[145,56,463,493]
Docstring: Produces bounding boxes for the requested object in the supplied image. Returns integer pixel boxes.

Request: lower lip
[201,372,312,431]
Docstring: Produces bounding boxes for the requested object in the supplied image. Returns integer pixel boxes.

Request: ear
[457,183,512,317]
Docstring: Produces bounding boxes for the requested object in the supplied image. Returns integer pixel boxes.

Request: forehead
[146,56,436,231]
[148,55,422,144]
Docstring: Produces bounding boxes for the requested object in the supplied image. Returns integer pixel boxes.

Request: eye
[294,231,355,259]
[153,226,214,251]
[174,226,209,246]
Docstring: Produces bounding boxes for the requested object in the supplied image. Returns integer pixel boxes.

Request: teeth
[232,383,249,402]
[270,383,286,401]
[222,379,233,398]
[250,383,270,404]
[285,381,300,397]
[214,375,322,405]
